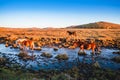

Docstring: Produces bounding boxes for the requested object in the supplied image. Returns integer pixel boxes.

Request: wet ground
[0,44,120,70]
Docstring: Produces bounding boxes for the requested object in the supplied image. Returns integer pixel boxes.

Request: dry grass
[0,28,120,41]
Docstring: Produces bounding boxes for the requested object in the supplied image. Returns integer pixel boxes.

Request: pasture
[0,28,120,80]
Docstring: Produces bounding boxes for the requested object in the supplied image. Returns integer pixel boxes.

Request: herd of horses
[15,38,101,55]
[14,31,101,56]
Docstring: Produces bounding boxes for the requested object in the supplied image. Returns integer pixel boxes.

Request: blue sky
[0,0,120,28]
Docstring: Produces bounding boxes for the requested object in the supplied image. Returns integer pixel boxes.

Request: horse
[73,40,100,54]
[16,38,34,54]
[67,31,76,36]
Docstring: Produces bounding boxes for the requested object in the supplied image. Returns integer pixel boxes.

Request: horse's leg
[91,44,96,55]
[31,48,34,56]
[80,45,84,52]
[95,46,101,55]
[31,43,34,54]
[31,49,34,60]
[19,44,24,53]
[91,55,95,63]
[18,43,23,50]
[30,44,34,60]
[91,48,95,55]
[23,45,28,54]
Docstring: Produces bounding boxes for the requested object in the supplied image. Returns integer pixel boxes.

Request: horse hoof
[91,52,95,55]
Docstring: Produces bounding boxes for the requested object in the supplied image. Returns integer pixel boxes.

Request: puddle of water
[0,44,120,70]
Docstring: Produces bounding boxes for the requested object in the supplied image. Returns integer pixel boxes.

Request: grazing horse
[16,38,34,53]
[73,40,100,54]
[67,31,76,36]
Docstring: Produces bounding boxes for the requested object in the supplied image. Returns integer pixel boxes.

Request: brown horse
[67,31,76,36]
[73,40,100,54]
[16,38,34,53]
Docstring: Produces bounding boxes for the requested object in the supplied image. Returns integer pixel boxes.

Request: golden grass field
[0,28,120,41]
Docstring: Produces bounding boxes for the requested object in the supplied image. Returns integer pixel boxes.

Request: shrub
[113,51,120,55]
[41,52,52,58]
[18,52,28,58]
[55,54,69,60]
[0,57,6,65]
[53,47,59,51]
[111,56,120,63]
[78,51,87,56]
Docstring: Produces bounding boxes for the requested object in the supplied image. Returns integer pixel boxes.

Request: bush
[111,56,120,63]
[78,51,87,56]
[41,52,52,58]
[18,52,33,60]
[18,52,28,58]
[55,54,69,60]
[113,51,120,55]
[51,73,69,80]
[0,57,6,65]
[53,47,59,51]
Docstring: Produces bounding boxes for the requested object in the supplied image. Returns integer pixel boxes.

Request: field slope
[67,21,120,29]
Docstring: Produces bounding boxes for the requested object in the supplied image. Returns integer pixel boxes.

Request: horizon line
[0,21,120,28]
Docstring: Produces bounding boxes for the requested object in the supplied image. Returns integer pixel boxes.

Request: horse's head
[16,39,20,46]
[73,42,80,48]
[16,39,27,47]
[86,43,91,50]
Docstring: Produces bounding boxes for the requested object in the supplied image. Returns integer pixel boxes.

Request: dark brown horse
[73,40,100,54]
[67,31,76,36]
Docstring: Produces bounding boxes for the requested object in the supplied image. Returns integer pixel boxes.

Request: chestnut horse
[73,40,100,54]
[16,38,34,53]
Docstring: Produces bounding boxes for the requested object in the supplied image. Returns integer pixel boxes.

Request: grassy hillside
[67,21,120,29]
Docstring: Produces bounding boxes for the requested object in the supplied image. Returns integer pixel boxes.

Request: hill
[67,21,120,29]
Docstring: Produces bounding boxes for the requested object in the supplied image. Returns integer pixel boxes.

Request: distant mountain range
[67,21,120,29]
